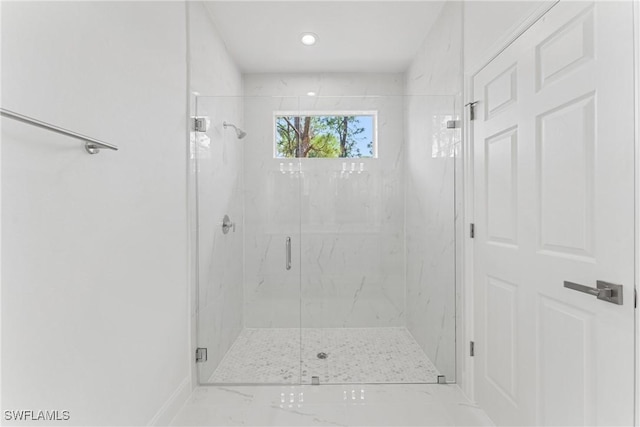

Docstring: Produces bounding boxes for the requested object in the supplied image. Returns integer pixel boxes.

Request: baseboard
[147,377,191,426]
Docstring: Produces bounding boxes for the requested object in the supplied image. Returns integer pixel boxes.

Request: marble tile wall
[404,1,462,381]
[242,75,406,328]
[243,73,404,97]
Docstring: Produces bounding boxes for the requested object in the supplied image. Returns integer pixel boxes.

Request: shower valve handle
[222,214,235,234]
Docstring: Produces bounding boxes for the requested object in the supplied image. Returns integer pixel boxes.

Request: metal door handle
[563,280,623,305]
[285,237,291,271]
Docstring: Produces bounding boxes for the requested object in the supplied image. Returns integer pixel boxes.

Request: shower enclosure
[193,93,459,385]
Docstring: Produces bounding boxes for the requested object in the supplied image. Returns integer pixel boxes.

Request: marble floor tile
[443,403,496,426]
[345,402,454,426]
[171,384,494,427]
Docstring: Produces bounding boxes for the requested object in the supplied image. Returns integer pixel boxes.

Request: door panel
[536,93,595,259]
[473,2,635,425]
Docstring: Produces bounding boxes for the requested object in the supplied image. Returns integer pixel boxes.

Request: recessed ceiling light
[301,33,318,46]
[307,91,317,96]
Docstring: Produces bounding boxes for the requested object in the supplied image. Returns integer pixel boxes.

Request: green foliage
[308,133,341,158]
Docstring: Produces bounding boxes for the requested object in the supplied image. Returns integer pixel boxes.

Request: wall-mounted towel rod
[0,108,119,154]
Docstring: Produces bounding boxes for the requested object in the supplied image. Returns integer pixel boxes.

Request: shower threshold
[207,327,441,384]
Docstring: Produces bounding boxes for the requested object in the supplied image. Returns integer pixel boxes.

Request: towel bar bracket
[84,143,101,155]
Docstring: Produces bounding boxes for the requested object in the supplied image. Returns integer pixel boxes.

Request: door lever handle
[563,280,623,305]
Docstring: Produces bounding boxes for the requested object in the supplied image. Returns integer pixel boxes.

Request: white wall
[464,1,552,73]
[404,1,462,381]
[1,2,189,425]
[187,1,244,384]
[242,74,406,328]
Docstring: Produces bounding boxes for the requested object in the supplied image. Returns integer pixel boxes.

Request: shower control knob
[222,214,236,234]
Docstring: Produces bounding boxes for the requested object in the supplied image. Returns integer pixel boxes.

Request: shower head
[223,121,247,139]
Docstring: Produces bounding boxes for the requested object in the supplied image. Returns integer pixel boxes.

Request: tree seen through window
[275,114,375,158]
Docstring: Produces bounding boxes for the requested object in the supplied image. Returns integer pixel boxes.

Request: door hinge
[466,101,479,121]
[470,341,475,357]
[635,288,637,309]
[437,375,447,384]
[470,223,475,238]
[195,347,207,363]
[192,116,210,133]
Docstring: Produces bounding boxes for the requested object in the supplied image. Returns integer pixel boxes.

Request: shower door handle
[285,237,291,270]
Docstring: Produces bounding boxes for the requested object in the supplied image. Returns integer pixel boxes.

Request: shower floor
[208,327,440,384]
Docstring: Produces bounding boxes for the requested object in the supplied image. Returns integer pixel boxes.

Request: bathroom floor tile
[171,384,495,427]
[170,404,251,426]
[345,402,454,426]
[443,403,495,426]
[245,403,350,427]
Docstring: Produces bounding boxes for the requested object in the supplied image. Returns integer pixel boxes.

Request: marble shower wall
[242,74,406,328]
[189,2,245,383]
[404,1,463,381]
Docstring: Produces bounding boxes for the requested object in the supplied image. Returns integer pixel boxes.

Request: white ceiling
[203,1,445,73]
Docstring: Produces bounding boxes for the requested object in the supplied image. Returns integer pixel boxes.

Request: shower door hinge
[466,101,479,121]
[446,120,461,129]
[195,347,208,363]
[470,223,475,238]
[437,375,447,384]
[470,341,475,357]
[192,116,210,133]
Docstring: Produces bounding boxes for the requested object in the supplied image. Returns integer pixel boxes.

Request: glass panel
[404,95,458,382]
[297,95,457,384]
[241,96,302,384]
[195,96,302,384]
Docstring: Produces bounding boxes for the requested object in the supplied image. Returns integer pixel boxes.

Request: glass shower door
[297,95,458,384]
[194,94,459,385]
[195,96,302,384]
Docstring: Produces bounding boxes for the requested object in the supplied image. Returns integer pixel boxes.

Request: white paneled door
[473,2,635,425]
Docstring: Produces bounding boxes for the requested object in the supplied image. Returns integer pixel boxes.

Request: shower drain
[317,352,328,359]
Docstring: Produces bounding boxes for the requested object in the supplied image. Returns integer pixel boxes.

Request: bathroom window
[274,112,377,158]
